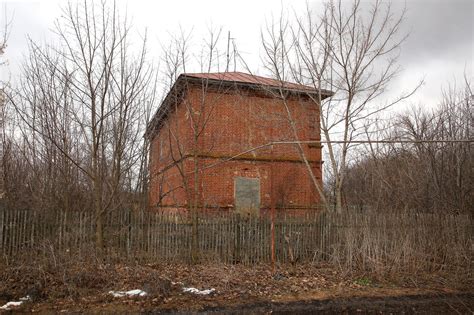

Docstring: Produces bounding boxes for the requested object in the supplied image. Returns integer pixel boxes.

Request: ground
[0,262,472,313]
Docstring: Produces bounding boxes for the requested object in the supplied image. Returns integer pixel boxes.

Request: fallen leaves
[0,260,471,313]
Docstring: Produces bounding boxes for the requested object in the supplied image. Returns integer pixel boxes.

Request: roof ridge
[180,71,333,96]
[183,71,250,75]
[183,71,295,83]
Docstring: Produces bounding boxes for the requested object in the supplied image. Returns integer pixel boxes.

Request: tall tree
[262,0,420,212]
[9,0,155,252]
[0,8,11,199]
[148,28,235,262]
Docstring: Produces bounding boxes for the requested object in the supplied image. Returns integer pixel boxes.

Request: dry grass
[323,209,472,279]
[1,208,471,280]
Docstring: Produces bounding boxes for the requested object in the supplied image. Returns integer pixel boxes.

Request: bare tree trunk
[150,28,232,262]
[7,0,155,255]
[191,146,200,263]
[261,0,420,212]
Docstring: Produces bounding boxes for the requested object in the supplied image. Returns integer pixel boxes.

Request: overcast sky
[1,0,473,111]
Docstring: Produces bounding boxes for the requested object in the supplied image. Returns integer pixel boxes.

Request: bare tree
[343,77,473,214]
[261,0,420,212]
[147,27,234,262]
[8,0,155,253]
[0,6,9,61]
[0,7,12,200]
[260,14,329,211]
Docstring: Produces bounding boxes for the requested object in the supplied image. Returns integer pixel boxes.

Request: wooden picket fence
[0,208,472,266]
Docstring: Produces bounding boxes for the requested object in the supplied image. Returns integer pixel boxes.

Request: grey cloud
[330,0,473,106]
[401,0,473,65]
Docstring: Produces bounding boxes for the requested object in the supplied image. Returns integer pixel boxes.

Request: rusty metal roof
[182,71,332,95]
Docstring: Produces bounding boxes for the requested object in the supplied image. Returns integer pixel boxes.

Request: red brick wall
[149,83,322,210]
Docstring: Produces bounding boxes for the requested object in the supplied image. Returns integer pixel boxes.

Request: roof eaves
[145,76,187,140]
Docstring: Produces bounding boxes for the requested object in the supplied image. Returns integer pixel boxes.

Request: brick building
[146,72,332,213]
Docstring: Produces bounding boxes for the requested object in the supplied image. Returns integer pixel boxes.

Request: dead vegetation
[0,257,471,313]
[0,0,472,312]
[1,208,471,275]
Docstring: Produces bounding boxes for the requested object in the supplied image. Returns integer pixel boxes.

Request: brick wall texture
[149,81,322,211]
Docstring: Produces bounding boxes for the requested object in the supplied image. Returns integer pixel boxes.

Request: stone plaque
[234,177,260,215]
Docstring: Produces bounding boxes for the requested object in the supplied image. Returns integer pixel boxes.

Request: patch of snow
[0,295,31,310]
[109,289,147,298]
[183,287,216,295]
[0,301,23,310]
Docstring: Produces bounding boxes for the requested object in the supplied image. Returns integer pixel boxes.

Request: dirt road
[162,293,474,314]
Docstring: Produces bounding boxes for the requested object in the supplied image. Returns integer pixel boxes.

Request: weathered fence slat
[0,208,471,266]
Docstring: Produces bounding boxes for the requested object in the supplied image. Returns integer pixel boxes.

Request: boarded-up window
[234,177,260,215]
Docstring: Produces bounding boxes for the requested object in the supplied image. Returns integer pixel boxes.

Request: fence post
[234,213,241,263]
